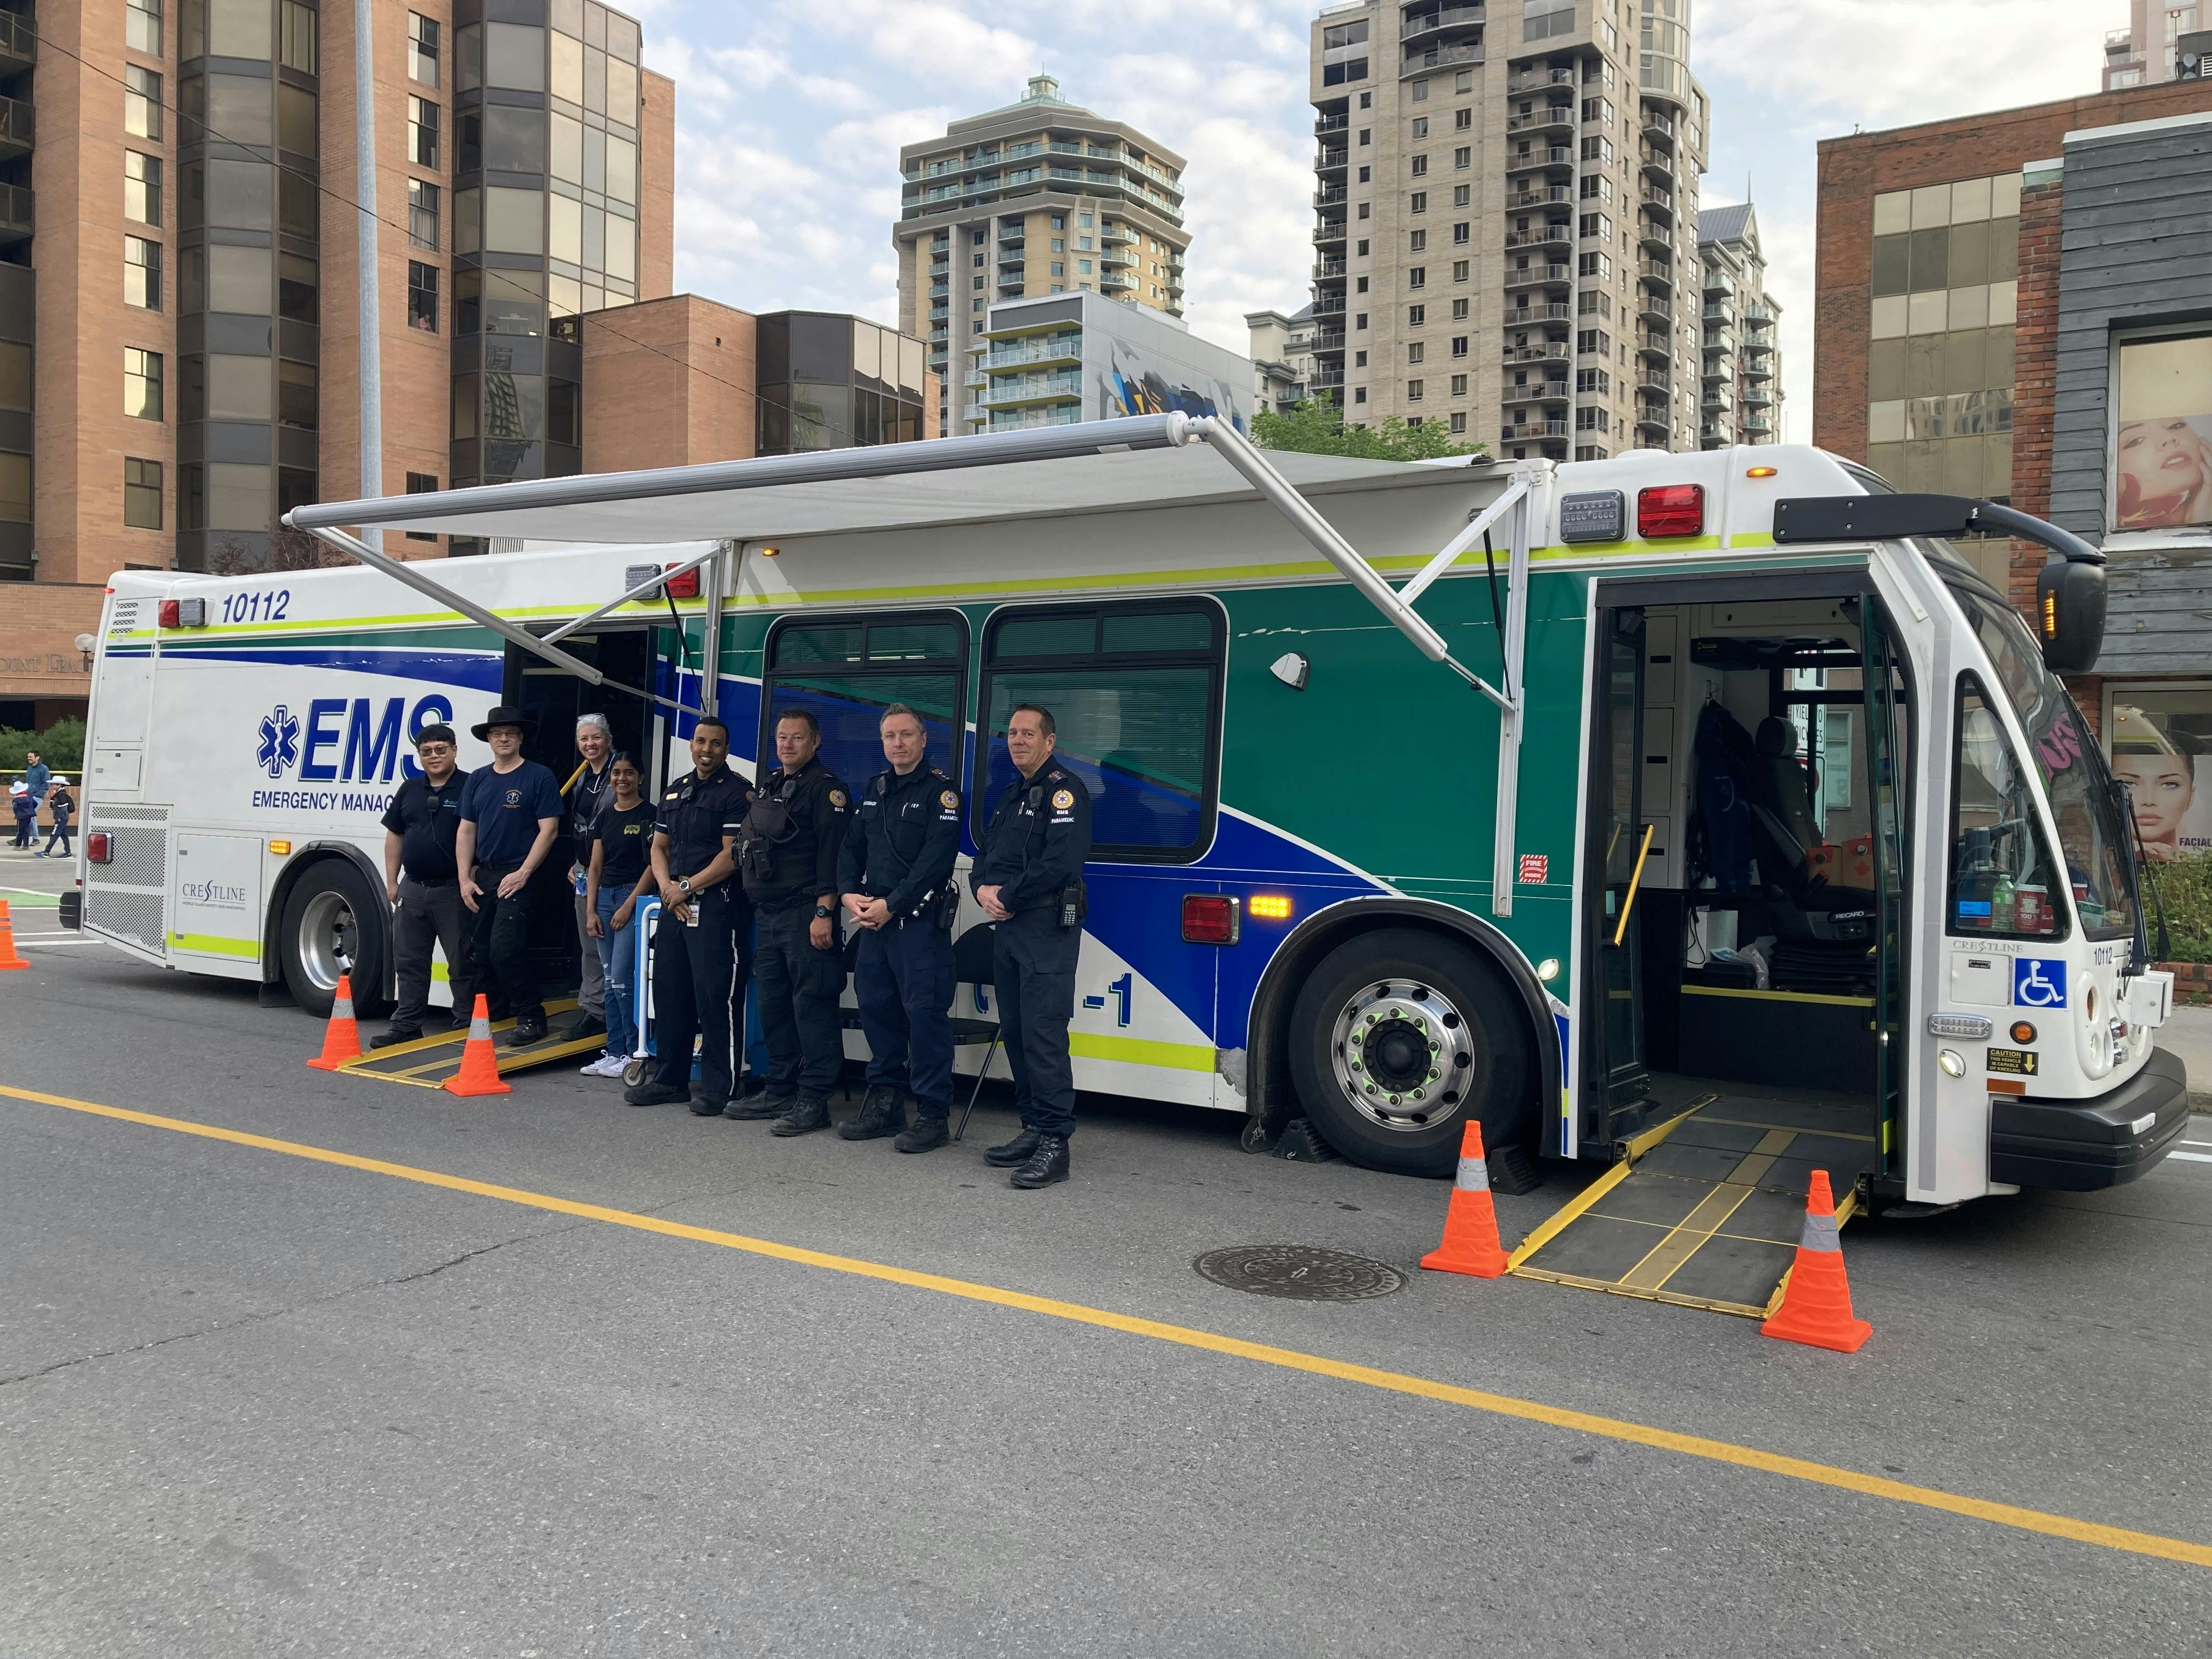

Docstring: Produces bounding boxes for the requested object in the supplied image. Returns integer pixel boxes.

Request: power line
[32,23,927,456]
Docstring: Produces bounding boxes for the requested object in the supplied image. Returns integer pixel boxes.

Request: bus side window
[1948,676,2066,939]
[758,612,969,791]
[976,601,1224,864]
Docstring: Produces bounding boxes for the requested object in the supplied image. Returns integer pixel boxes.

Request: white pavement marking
[13,938,104,948]
[2169,1151,2212,1165]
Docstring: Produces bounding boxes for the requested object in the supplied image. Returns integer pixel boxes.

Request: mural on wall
[1098,338,1246,434]
[2110,697,2212,861]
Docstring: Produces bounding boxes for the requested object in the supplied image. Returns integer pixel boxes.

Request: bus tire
[278,859,388,1020]
[1286,927,1535,1178]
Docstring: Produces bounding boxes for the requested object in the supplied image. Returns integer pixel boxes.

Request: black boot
[893,1107,950,1154]
[623,1079,690,1108]
[1008,1133,1069,1189]
[984,1127,1041,1167]
[839,1084,907,1141]
[770,1090,832,1137]
[724,1085,793,1121]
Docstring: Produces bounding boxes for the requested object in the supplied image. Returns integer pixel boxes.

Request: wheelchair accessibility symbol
[2013,958,2068,1009]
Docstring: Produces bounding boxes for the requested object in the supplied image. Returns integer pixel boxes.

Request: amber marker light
[1746,466,1779,478]
[1249,894,1293,921]
[268,839,292,855]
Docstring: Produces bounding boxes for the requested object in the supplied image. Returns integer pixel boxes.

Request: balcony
[1506,67,1575,94]
[1635,328,1669,358]
[1635,411,1671,439]
[1317,147,1349,173]
[1742,351,1775,381]
[986,335,1083,370]
[1401,4,1487,46]
[1640,182,1674,215]
[1502,302,1572,325]
[1101,271,1135,291]
[0,94,30,162]
[1311,329,1346,351]
[1502,381,1571,405]
[1741,413,1775,436]
[1700,423,1730,447]
[1742,385,1775,408]
[1505,145,1575,174]
[1503,263,1572,289]
[1503,343,1570,365]
[1702,386,1734,411]
[1701,356,1729,383]
[0,181,30,247]
[1315,184,1348,208]
[1640,370,1671,394]
[1403,42,1482,72]
[1638,215,1672,253]
[1505,106,1575,135]
[1703,298,1735,324]
[1508,185,1571,208]
[1742,300,1775,323]
[992,406,1084,432]
[1317,112,1348,136]
[1637,294,1672,324]
[1643,109,1677,146]
[1504,225,1571,252]
[1639,143,1673,180]
[1500,420,1570,442]
[1314,258,1346,280]
[985,370,1084,408]
[1640,259,1674,289]
[964,369,989,388]
[1313,221,1347,246]
[0,10,33,74]
[1311,365,1346,387]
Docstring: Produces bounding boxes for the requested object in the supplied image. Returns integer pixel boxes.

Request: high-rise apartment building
[1246,304,1317,414]
[2102,1,2207,88]
[894,75,1190,433]
[1692,201,1781,447]
[1305,0,1711,461]
[963,291,1250,435]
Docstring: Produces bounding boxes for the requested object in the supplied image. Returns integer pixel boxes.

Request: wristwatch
[814,903,833,918]
[678,877,693,896]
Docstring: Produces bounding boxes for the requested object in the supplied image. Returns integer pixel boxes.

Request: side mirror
[2035,558,2106,675]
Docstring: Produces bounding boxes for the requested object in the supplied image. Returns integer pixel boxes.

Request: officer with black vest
[972,702,1092,1190]
[732,707,851,1137]
[837,702,962,1153]
[622,715,753,1115]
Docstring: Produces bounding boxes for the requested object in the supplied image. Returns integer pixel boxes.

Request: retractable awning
[283,413,1474,545]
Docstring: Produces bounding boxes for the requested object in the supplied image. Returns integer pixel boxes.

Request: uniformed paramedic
[622,716,753,1115]
[972,703,1092,1190]
[454,706,565,1045]
[732,708,851,1137]
[373,723,478,1048]
[837,703,962,1153]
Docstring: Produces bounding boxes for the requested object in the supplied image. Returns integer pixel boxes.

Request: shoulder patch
[828,788,848,809]
[1051,788,1074,811]
[940,789,958,809]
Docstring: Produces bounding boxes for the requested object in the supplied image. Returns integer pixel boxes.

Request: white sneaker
[588,1054,630,1077]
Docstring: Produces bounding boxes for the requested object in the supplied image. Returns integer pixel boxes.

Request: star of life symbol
[257,704,301,778]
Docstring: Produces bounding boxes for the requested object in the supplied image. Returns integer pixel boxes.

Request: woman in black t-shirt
[582,754,657,1075]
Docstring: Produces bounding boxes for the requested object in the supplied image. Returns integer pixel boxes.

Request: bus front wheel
[1287,928,1536,1178]
[279,860,388,1020]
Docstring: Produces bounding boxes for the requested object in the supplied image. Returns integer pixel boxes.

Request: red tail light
[1181,894,1242,945]
[1637,483,1705,539]
[157,599,180,628]
[662,565,702,599]
[87,832,112,864]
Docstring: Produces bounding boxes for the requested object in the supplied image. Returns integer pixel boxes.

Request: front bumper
[1989,1047,2191,1192]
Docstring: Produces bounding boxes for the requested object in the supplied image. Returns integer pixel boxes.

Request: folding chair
[949,924,1004,1141]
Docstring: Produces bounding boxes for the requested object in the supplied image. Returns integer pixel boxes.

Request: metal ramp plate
[335,998,598,1088]
[1509,1090,1875,1318]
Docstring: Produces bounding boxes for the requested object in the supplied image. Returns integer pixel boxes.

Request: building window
[1452,298,1469,320]
[1410,154,1427,177]
[125,66,162,141]
[0,451,25,524]
[1450,373,1467,396]
[409,13,441,88]
[125,236,162,311]
[1353,351,1367,367]
[127,0,162,53]
[1449,411,1467,435]
[1357,201,1370,221]
[2112,332,2212,532]
[1410,190,1427,215]
[1455,108,1472,131]
[405,471,439,540]
[281,1,317,72]
[409,97,439,169]
[409,179,439,250]
[1409,229,1426,253]
[1355,312,1367,329]
[408,261,439,332]
[123,458,163,529]
[1452,259,1469,282]
[1353,387,1366,404]
[123,349,162,421]
[125,152,161,227]
[1408,266,1425,289]
[1451,335,1468,358]
[1049,261,1064,276]
[1406,379,1424,401]
[1408,304,1425,326]
[277,360,317,428]
[1453,222,1470,246]
[1408,342,1425,364]
[1412,116,1429,139]
[1356,239,1368,256]
[1411,79,1429,103]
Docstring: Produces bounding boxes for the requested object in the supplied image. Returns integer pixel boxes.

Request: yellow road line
[2,1080,2207,1572]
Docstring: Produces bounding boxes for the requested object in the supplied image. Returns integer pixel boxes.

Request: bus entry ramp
[334,998,600,1088]
[1508,1090,1877,1318]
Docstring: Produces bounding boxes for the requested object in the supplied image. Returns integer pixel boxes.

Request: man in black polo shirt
[373,723,477,1047]
[456,705,566,1044]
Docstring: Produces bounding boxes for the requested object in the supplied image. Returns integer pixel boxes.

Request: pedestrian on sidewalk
[580,752,655,1079]
[8,780,32,848]
[37,781,72,859]
[21,749,49,809]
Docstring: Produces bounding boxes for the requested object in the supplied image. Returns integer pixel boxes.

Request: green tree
[1252,398,1487,462]
[0,716,86,774]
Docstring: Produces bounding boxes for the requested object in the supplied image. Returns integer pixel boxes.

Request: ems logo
[504,787,523,807]
[257,705,302,778]
[940,790,958,809]
[830,789,848,808]
[1052,789,1074,810]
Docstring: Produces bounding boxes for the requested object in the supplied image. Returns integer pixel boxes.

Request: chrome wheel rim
[297,889,359,994]
[1329,978,1474,1132]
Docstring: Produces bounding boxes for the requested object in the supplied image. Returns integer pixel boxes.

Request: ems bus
[67,418,2186,1231]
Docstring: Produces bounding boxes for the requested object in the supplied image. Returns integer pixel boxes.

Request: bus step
[1506,1091,1875,1318]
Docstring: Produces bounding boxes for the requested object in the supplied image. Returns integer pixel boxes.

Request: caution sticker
[1052,789,1074,810]
[1985,1047,2040,1076]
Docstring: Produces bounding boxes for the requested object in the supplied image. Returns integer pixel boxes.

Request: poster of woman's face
[2110,700,2212,861]
[2113,416,2212,531]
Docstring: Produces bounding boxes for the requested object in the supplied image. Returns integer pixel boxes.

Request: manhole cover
[1193,1245,1406,1302]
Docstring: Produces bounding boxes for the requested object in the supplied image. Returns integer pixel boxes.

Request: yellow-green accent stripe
[167,932,261,960]
[1070,1032,1217,1073]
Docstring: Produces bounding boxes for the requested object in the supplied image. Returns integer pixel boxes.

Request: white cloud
[793,0,1040,88]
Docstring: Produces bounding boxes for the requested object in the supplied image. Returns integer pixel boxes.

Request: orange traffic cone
[1761,1169,1872,1353]
[306,972,363,1069]
[0,899,29,970]
[443,995,513,1097]
[1420,1120,1511,1278]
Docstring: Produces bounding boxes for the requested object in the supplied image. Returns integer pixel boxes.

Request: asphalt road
[4,852,2211,1656]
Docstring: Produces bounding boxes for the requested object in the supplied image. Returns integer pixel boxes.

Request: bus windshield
[1948,582,2137,940]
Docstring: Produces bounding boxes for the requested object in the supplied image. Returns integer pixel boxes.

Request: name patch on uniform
[1052,789,1074,810]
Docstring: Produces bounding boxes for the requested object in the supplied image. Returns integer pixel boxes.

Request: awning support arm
[541,541,723,645]
[1399,479,1531,606]
[295,521,706,718]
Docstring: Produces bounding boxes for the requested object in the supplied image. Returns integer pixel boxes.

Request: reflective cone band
[1420,1120,1510,1278]
[1760,1169,1872,1353]
[0,900,29,970]
[443,995,512,1097]
[306,972,364,1069]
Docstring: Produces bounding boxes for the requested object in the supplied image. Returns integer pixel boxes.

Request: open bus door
[1590,606,1654,1137]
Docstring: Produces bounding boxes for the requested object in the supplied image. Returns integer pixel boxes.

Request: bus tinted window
[979,601,1223,863]
[762,612,966,792]
[1950,676,2068,940]
[773,625,863,666]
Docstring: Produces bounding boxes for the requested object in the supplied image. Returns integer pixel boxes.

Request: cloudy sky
[631,0,2125,443]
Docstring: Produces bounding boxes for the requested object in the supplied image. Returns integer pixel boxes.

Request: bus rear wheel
[1287,928,1535,1178]
[279,860,387,1020]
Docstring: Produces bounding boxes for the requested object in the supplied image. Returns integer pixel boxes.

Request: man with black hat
[373,722,477,1047]
[455,705,565,1043]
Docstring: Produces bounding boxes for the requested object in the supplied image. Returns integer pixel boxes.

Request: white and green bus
[68,416,2186,1303]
